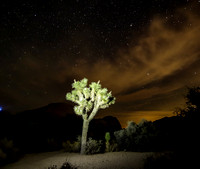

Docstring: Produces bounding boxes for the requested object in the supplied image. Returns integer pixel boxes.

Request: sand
[2,151,153,169]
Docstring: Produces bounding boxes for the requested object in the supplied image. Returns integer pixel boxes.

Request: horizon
[1,101,175,129]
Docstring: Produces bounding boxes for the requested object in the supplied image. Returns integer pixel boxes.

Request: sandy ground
[2,151,153,169]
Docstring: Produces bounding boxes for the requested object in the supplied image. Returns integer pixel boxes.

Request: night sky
[1,0,200,126]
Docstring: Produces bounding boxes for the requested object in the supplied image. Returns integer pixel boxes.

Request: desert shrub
[0,138,20,165]
[114,129,127,151]
[62,136,81,153]
[104,132,118,152]
[85,138,103,155]
[105,132,110,152]
[71,141,80,152]
[62,141,73,152]
[0,148,7,164]
[143,152,184,169]
[60,161,77,169]
[114,121,138,151]
[47,161,77,169]
[47,165,57,169]
[134,120,158,151]
[114,120,158,151]
[105,132,111,142]
[107,140,118,152]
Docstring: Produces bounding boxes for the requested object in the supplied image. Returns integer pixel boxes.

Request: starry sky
[1,0,200,126]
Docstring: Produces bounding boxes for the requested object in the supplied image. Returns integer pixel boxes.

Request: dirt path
[2,151,152,169]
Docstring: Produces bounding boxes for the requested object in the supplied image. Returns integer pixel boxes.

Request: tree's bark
[80,103,99,154]
[88,103,99,122]
[80,119,89,155]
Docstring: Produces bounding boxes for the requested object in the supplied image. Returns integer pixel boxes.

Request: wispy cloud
[1,8,200,114]
[71,10,200,111]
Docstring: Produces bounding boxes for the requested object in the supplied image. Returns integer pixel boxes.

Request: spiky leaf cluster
[105,132,111,142]
[66,78,115,116]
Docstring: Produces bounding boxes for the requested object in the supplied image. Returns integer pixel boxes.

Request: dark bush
[60,161,77,169]
[47,161,77,169]
[107,140,118,152]
[0,138,21,166]
[144,152,175,169]
[114,121,139,151]
[114,120,158,151]
[144,151,197,169]
[62,136,81,153]
[114,128,127,151]
[47,165,57,169]
[85,137,103,155]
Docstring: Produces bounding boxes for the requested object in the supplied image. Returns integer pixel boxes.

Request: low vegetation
[48,161,77,169]
[0,138,21,166]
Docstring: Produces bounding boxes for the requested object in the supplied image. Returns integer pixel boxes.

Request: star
[0,0,200,124]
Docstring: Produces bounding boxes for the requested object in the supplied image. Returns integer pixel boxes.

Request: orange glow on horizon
[114,111,174,128]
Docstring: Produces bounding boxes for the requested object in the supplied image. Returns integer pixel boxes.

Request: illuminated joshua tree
[66,78,115,154]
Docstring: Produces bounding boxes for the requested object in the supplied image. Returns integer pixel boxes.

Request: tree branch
[88,102,99,122]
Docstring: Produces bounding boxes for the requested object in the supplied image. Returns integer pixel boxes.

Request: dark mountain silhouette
[152,87,200,152]
[90,116,122,140]
[16,102,74,120]
[0,102,121,153]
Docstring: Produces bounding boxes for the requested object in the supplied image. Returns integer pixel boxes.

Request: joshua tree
[105,132,111,152]
[66,78,115,154]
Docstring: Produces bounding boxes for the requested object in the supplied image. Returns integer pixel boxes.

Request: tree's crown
[66,78,115,116]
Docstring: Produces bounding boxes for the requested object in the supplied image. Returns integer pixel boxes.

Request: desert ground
[2,151,153,169]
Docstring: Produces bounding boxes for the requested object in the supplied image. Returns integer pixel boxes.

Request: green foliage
[105,132,110,152]
[85,138,103,155]
[105,132,111,142]
[66,78,115,116]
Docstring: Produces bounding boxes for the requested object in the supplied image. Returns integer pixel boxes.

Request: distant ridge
[0,102,122,152]
[18,102,74,118]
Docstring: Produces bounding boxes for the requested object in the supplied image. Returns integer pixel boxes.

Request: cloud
[1,6,200,114]
[62,9,200,115]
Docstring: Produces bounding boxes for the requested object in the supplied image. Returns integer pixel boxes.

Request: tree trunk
[80,119,89,155]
